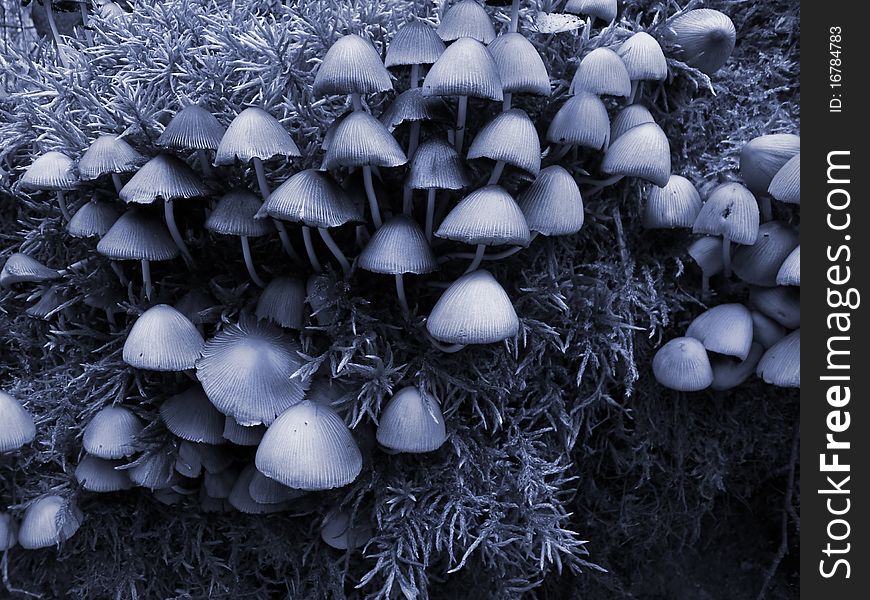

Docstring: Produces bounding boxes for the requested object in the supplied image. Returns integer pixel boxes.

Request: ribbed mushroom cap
[229,465,291,514]
[256,276,306,330]
[257,169,363,227]
[25,286,66,321]
[380,88,450,131]
[78,135,146,180]
[359,216,437,275]
[205,189,272,237]
[487,33,550,96]
[195,320,308,426]
[96,208,179,261]
[20,151,79,191]
[569,48,632,97]
[313,34,393,97]
[0,253,60,288]
[255,400,363,490]
[0,513,16,551]
[517,166,584,236]
[686,303,753,360]
[386,19,446,67]
[203,465,238,498]
[75,456,133,492]
[223,416,266,446]
[214,108,301,164]
[407,138,470,190]
[776,245,800,286]
[437,0,496,44]
[321,509,373,550]
[710,342,764,391]
[159,385,225,444]
[601,122,671,187]
[757,329,800,388]
[127,448,179,490]
[751,310,786,350]
[564,0,618,22]
[0,391,36,452]
[546,92,610,150]
[652,337,713,391]
[422,38,503,101]
[732,221,799,286]
[119,154,209,205]
[750,286,800,329]
[468,109,541,175]
[248,469,305,504]
[427,270,519,344]
[692,182,760,245]
[617,32,668,81]
[643,175,702,229]
[157,105,226,151]
[739,134,800,196]
[123,304,205,371]
[436,185,530,246]
[376,386,447,453]
[323,112,407,169]
[610,104,655,141]
[18,496,82,549]
[768,153,800,204]
[665,9,736,75]
[83,405,143,459]
[67,200,121,238]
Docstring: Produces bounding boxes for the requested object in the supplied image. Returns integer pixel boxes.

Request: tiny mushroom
[776,245,800,286]
[157,104,226,176]
[610,104,655,141]
[122,304,205,372]
[82,405,143,459]
[205,189,273,287]
[437,0,497,44]
[67,199,121,239]
[616,32,668,102]
[564,0,618,23]
[376,386,447,453]
[75,455,133,493]
[731,221,799,286]
[487,32,551,110]
[685,303,754,361]
[385,19,447,90]
[159,385,226,445]
[77,135,146,193]
[643,175,702,229]
[665,9,737,75]
[768,153,800,205]
[255,275,307,330]
[600,122,671,188]
[692,182,760,277]
[739,133,800,220]
[517,165,585,237]
[468,108,541,185]
[0,253,60,289]
[756,329,800,388]
[19,150,80,221]
[0,391,36,453]
[569,47,632,98]
[407,138,470,241]
[546,92,611,153]
[17,496,82,549]
[652,337,713,392]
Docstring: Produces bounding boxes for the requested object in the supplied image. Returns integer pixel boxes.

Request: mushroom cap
[119,154,209,204]
[228,465,292,514]
[437,0,497,44]
[487,33,550,96]
[569,48,632,97]
[564,0,618,22]
[122,304,205,371]
[665,9,736,75]
[97,208,180,261]
[175,439,203,478]
[732,221,799,286]
[436,185,530,246]
[257,169,363,227]
[749,286,800,329]
[546,92,610,150]
[380,88,450,131]
[321,509,373,550]
[194,443,234,475]
[643,175,702,229]
[223,416,265,446]
[686,303,754,360]
[692,182,760,245]
[768,153,800,204]
[0,513,17,551]
[386,19,446,67]
[710,342,764,391]
[468,109,541,175]
[610,104,655,141]
[427,269,519,344]
[617,31,668,81]
[25,286,67,321]
[776,245,800,286]
[376,386,447,453]
[0,391,36,452]
[82,405,143,459]
[601,122,671,187]
[739,134,800,195]
[757,329,800,388]
[422,37,503,101]
[0,253,60,288]
[67,199,121,238]
[18,496,82,549]
[407,138,470,190]
[157,105,226,151]
[255,400,363,490]
[20,151,79,191]
[202,466,237,500]
[159,385,226,444]
[751,310,787,350]
[127,447,179,490]
[78,135,146,180]
[323,111,407,169]
[75,456,133,493]
[313,34,393,97]
[214,108,301,164]
[174,289,219,326]
[205,189,272,237]
[359,215,438,275]
[248,468,305,504]
[256,276,307,330]
[517,165,584,236]
[652,337,713,391]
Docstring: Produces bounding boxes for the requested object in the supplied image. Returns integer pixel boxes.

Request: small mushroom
[652,337,713,392]
[159,385,225,444]
[517,166,585,237]
[546,92,611,154]
[0,513,17,551]
[643,175,702,229]
[756,329,800,388]
[376,386,447,453]
[228,465,292,514]
[739,134,800,220]
[437,0,497,44]
[0,391,36,453]
[67,199,121,239]
[616,32,668,103]
[710,342,764,391]
[0,253,60,289]
[685,303,753,361]
[122,304,205,372]
[313,34,393,99]
[386,19,446,84]
[18,496,82,549]
[749,285,799,330]
[768,153,800,205]
[610,104,655,141]
[776,245,800,286]
[468,108,541,184]
[487,32,551,110]
[19,151,79,221]
[569,48,631,98]
[321,509,373,551]
[255,276,307,330]
[406,138,470,241]
[78,135,146,193]
[205,189,273,287]
[157,105,226,177]
[75,455,133,493]
[665,9,736,75]
[600,122,671,188]
[83,405,143,459]
[731,221,799,286]
[692,182,760,277]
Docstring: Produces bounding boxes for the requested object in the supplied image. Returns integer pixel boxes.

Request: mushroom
[75,455,133,493]
[487,32,551,110]
[437,0,497,44]
[175,441,203,478]
[610,104,655,141]
[228,465,292,514]
[407,138,470,241]
[756,329,800,388]
[386,19,447,91]
[517,165,585,237]
[468,108,541,184]
[255,276,307,330]
[25,285,68,322]
[19,150,79,221]
[546,92,610,157]
[223,416,266,446]
[0,253,60,289]
[643,175,702,229]
[126,446,180,490]
[159,385,226,445]
[67,199,121,239]
[0,391,36,452]
[731,221,799,286]
[157,104,226,177]
[710,342,765,391]
[312,33,393,104]
[692,182,760,277]
[248,468,304,504]
[564,0,618,23]
[599,122,671,188]
[376,386,447,453]
[739,134,800,220]
[0,513,17,551]
[569,47,631,98]
[122,304,205,372]
[665,9,736,75]
[205,189,273,287]
[776,245,800,286]
[616,31,668,103]
[751,310,787,350]
[321,509,373,551]
[768,153,800,205]
[685,303,754,361]
[749,286,800,330]
[83,405,143,459]
[652,337,713,391]
[17,496,82,549]
[78,135,146,193]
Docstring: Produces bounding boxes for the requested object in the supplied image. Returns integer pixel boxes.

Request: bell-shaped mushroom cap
[422,37,503,101]
[427,270,519,344]
[487,33,550,96]
[127,447,179,489]
[776,245,800,286]
[386,19,446,67]
[313,34,392,97]
[437,0,496,44]
[768,153,800,204]
[643,175,702,229]
[750,286,800,329]
[18,496,82,549]
[617,31,668,81]
[376,386,447,453]
[248,468,305,504]
[0,391,36,452]
[83,405,143,459]
[564,0,618,22]
[517,166,584,236]
[757,329,800,388]
[214,108,302,164]
[321,509,373,550]
[546,92,610,150]
[119,154,209,204]
[324,112,407,169]
[751,310,786,350]
[601,122,671,187]
[0,253,60,288]
[123,304,205,371]
[228,465,291,514]
[407,138,470,190]
[195,320,307,426]
[710,342,764,391]
[569,48,632,97]
[692,182,760,245]
[78,135,146,180]
[20,151,79,191]
[686,303,754,360]
[257,169,363,227]
[223,416,265,446]
[205,190,272,237]
[25,286,66,321]
[67,200,121,238]
[75,456,133,493]
[665,9,736,75]
[739,134,800,195]
[159,385,225,444]
[611,104,655,141]
[256,276,306,330]
[255,400,363,490]
[652,337,713,391]
[157,105,226,151]
[468,109,541,175]
[96,209,180,261]
[380,88,450,131]
[359,216,437,275]
[732,221,799,286]
[436,185,530,247]
[0,513,16,551]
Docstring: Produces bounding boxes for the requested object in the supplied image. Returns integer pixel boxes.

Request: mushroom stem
[722,238,732,277]
[55,190,71,222]
[760,196,773,222]
[109,261,129,286]
[425,188,437,242]
[403,186,414,215]
[508,0,521,33]
[454,95,469,152]
[487,161,506,185]
[547,143,571,163]
[43,1,70,69]
[302,225,322,272]
[350,93,363,112]
[409,63,421,89]
[407,121,421,160]
[629,80,642,104]
[701,274,710,301]
[464,244,486,274]
[253,157,301,262]
[441,235,535,264]
[318,228,350,275]
[164,199,195,269]
[395,273,409,317]
[427,333,465,353]
[252,157,271,200]
[502,92,513,112]
[111,173,124,195]
[197,149,214,178]
[362,166,383,228]
[141,259,153,301]
[240,236,266,288]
